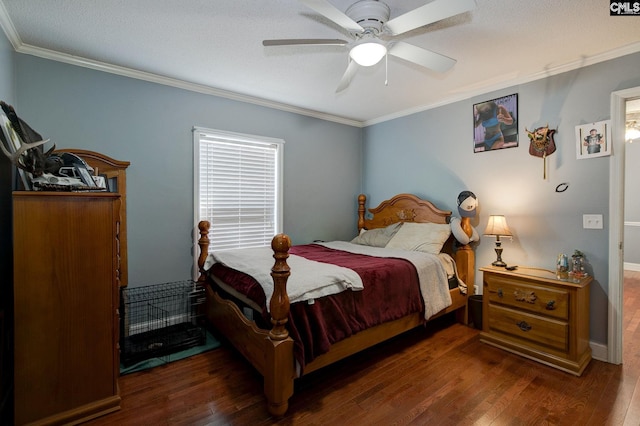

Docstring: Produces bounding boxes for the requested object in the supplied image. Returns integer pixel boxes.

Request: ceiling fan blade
[385,0,476,36]
[336,60,359,93]
[299,0,363,33]
[263,38,349,47]
[388,42,456,73]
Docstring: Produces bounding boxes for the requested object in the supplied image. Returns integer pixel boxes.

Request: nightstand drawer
[480,266,591,376]
[486,276,569,320]
[488,304,568,353]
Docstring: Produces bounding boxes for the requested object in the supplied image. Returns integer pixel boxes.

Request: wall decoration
[575,120,611,159]
[526,125,557,179]
[473,93,518,153]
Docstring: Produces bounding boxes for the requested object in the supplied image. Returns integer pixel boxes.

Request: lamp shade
[349,40,387,67]
[484,215,512,237]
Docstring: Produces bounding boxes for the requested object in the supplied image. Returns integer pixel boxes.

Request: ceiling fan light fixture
[626,127,640,141]
[627,120,640,142]
[349,40,387,66]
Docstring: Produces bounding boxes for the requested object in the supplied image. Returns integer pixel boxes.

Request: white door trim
[609,86,640,364]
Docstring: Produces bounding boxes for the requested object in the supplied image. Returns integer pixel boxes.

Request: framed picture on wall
[575,120,611,159]
[473,93,518,153]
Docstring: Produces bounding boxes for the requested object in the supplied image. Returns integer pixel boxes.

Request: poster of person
[473,93,518,153]
[575,120,611,159]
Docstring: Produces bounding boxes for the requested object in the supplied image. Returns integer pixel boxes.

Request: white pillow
[351,222,403,247]
[385,222,451,254]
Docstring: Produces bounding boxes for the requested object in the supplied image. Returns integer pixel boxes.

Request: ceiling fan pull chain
[385,52,388,86]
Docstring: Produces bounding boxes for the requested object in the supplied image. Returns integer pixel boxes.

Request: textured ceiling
[1,0,640,126]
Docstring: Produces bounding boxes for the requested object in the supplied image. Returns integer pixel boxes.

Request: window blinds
[195,128,283,252]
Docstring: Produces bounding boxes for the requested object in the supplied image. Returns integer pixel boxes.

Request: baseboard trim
[591,340,608,362]
[624,262,640,272]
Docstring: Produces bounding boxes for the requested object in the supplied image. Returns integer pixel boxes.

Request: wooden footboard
[197,193,475,416]
[198,221,295,416]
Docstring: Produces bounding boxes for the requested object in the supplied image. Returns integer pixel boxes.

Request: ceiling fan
[263,0,477,92]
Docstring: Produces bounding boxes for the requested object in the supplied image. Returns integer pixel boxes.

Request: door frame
[608,86,640,364]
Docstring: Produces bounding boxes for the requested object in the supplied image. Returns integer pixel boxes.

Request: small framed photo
[93,174,109,191]
[473,93,518,153]
[75,164,97,187]
[575,120,611,159]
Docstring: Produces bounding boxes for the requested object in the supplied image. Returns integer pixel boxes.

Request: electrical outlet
[583,214,603,229]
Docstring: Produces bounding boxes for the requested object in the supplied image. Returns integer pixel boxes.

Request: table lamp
[484,215,512,267]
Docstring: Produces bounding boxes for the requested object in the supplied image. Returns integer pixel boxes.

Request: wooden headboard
[55,149,130,286]
[356,193,474,286]
[357,193,451,231]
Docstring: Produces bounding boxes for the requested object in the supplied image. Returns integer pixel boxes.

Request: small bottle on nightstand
[556,253,569,280]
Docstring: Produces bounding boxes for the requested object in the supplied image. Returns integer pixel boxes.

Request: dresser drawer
[487,304,568,353]
[486,275,569,320]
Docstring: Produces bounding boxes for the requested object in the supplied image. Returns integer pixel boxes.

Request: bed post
[197,223,295,416]
[264,234,295,417]
[457,217,475,287]
[357,194,366,232]
[197,221,211,284]
[455,217,475,324]
[269,234,291,340]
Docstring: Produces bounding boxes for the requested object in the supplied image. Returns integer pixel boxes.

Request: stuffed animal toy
[450,190,479,245]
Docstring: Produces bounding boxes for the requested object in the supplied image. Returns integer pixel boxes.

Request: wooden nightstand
[479,265,592,376]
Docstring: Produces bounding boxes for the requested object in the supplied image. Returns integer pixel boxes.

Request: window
[194,127,284,253]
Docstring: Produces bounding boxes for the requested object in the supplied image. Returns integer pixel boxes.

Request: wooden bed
[196,193,475,416]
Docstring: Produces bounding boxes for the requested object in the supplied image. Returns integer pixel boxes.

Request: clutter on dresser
[31,152,109,191]
[0,100,109,191]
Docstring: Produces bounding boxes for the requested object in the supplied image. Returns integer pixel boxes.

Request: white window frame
[193,127,284,275]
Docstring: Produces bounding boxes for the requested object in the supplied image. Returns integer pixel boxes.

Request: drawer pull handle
[517,321,532,332]
[546,300,556,310]
[514,290,537,304]
[497,289,503,298]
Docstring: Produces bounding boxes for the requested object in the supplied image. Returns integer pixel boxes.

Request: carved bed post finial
[358,194,367,232]
[270,233,292,341]
[197,221,211,284]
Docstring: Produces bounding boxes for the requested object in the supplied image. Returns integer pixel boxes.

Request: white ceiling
[1,0,640,126]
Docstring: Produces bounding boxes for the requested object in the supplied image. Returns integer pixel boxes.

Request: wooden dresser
[480,266,592,376]
[13,192,122,425]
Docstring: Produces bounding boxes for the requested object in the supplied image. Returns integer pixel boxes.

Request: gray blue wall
[10,41,640,346]
[0,30,13,102]
[14,54,362,286]
[363,51,640,344]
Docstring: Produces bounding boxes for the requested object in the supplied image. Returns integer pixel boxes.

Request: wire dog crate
[120,281,206,366]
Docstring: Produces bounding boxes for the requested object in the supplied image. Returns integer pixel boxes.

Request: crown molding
[2,0,639,129]
[363,41,640,127]
[14,43,364,128]
[0,0,20,49]
[0,0,363,128]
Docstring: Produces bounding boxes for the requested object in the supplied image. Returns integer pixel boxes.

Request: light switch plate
[583,214,603,229]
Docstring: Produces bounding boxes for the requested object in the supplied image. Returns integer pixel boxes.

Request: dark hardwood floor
[88,272,640,425]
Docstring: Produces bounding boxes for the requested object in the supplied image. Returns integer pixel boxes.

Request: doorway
[609,87,640,364]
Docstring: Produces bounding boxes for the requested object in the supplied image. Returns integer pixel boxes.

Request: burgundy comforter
[208,243,423,372]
